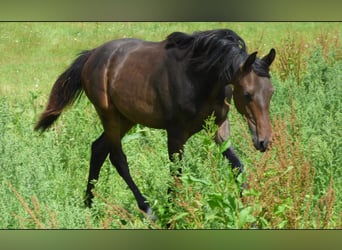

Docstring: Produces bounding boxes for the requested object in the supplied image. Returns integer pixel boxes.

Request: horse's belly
[119,102,166,129]
[110,84,166,129]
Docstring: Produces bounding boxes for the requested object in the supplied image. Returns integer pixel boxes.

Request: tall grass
[0,22,341,228]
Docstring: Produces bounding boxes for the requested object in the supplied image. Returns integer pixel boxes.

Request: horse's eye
[244,92,252,101]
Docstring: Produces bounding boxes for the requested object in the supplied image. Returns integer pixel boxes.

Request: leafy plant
[0,22,340,229]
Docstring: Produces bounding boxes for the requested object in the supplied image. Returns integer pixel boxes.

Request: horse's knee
[215,120,230,144]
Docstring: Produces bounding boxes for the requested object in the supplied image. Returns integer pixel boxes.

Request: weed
[242,109,339,229]
[0,22,340,229]
[8,182,59,229]
[276,31,306,84]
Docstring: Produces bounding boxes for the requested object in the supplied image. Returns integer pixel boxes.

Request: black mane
[165,29,270,81]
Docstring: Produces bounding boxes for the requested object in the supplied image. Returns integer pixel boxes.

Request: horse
[35,29,276,220]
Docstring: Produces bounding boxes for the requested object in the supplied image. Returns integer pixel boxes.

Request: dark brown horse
[35,29,275,219]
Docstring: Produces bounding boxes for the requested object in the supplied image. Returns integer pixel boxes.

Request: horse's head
[233,48,276,152]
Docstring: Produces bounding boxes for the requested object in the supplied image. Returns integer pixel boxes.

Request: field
[0,22,341,229]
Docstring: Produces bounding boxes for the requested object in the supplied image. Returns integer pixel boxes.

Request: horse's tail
[34,50,93,131]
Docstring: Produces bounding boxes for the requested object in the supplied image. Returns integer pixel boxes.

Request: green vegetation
[0,22,341,228]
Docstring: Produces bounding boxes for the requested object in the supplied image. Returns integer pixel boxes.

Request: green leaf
[242,188,260,197]
[207,193,228,209]
[219,139,232,153]
[274,204,292,216]
[122,132,143,143]
[239,207,256,226]
[184,175,209,185]
[227,195,238,211]
[258,217,269,228]
[172,212,189,221]
[278,220,288,229]
[284,165,294,174]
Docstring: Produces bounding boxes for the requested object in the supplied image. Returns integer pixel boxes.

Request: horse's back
[83,38,144,72]
[82,38,169,128]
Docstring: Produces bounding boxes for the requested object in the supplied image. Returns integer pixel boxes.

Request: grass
[0,22,341,229]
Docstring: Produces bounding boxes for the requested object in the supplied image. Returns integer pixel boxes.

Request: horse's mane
[165,29,270,81]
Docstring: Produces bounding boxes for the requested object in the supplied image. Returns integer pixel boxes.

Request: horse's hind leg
[99,109,155,220]
[84,132,110,207]
[108,144,155,219]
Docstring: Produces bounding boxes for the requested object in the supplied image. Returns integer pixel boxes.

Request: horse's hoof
[146,207,158,222]
[84,199,93,208]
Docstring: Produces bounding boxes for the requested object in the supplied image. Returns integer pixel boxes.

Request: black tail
[34,50,93,131]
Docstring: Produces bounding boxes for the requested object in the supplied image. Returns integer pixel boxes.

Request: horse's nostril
[259,140,267,152]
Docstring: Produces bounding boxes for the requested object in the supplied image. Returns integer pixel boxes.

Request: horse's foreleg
[223,146,244,175]
[215,119,244,175]
[166,128,189,175]
[84,132,110,207]
[166,128,189,216]
[216,120,246,196]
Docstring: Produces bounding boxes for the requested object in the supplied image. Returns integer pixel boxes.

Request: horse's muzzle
[253,138,270,152]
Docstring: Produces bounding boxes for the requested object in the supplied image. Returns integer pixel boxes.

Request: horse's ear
[241,51,257,72]
[262,48,276,66]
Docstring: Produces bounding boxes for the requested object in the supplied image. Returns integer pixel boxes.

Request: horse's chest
[183,101,226,133]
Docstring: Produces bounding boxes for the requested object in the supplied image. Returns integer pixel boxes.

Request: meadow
[0,22,341,229]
